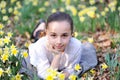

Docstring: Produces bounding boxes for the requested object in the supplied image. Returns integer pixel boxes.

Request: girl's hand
[46,43,62,55]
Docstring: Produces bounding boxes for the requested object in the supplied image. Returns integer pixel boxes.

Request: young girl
[29,12,97,79]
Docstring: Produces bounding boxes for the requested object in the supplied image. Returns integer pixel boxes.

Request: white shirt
[29,36,82,79]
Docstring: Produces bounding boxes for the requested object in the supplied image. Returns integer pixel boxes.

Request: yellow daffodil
[60,8,65,12]
[1,9,6,14]
[15,73,22,80]
[4,37,11,44]
[104,7,109,12]
[5,67,11,75]
[88,37,94,43]
[0,1,6,9]
[14,16,19,21]
[51,9,57,13]
[66,0,71,5]
[74,64,81,71]
[0,68,4,77]
[44,1,50,7]
[7,32,13,38]
[16,1,22,9]
[13,10,19,15]
[11,48,18,56]
[87,11,95,18]
[70,6,77,16]
[1,53,9,63]
[4,46,9,52]
[24,41,31,48]
[22,51,28,58]
[99,0,104,3]
[89,0,95,5]
[3,16,9,21]
[90,68,96,74]
[79,16,85,22]
[69,74,77,80]
[0,38,4,47]
[0,23,4,29]
[73,32,78,37]
[58,73,65,80]
[101,63,108,69]
[96,13,100,18]
[11,0,16,4]
[101,11,106,16]
[46,75,54,80]
[39,7,46,12]
[10,44,16,49]
[0,31,4,36]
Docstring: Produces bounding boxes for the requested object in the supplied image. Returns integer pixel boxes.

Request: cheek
[63,37,71,45]
[47,36,55,45]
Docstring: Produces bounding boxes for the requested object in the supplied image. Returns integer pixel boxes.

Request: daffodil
[69,74,77,80]
[0,23,4,29]
[66,0,71,5]
[74,64,81,71]
[11,0,16,4]
[11,48,18,56]
[87,11,95,18]
[101,11,106,16]
[99,0,104,3]
[10,44,16,49]
[60,8,65,12]
[101,63,108,69]
[70,6,77,16]
[15,73,22,80]
[7,32,13,38]
[4,67,11,76]
[3,16,9,21]
[0,31,4,36]
[90,68,96,74]
[88,37,94,43]
[104,7,109,12]
[14,16,19,21]
[1,53,9,63]
[79,16,85,22]
[0,1,6,9]
[73,32,78,37]
[51,9,57,13]
[58,73,65,80]
[46,75,54,80]
[96,13,100,18]
[0,68,4,77]
[39,7,46,12]
[89,0,95,5]
[44,1,50,7]
[1,9,6,14]
[22,51,28,58]
[4,37,11,44]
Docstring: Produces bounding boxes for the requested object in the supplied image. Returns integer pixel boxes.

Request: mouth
[55,45,64,49]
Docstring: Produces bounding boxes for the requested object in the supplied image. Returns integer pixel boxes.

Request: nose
[56,37,62,44]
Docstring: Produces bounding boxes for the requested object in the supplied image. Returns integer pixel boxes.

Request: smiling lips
[55,45,64,49]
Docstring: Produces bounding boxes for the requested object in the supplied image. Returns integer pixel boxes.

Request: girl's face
[46,21,72,52]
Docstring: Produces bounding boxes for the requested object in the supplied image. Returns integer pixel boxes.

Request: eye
[62,34,68,38]
[50,34,57,38]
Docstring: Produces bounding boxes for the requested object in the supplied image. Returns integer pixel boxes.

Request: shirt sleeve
[28,44,50,79]
[63,47,82,75]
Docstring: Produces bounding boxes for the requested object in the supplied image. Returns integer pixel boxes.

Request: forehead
[47,21,71,33]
